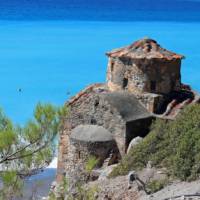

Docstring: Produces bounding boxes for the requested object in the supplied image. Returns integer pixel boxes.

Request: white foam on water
[47,157,57,169]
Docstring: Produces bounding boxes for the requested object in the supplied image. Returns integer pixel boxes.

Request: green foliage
[146,179,168,194]
[86,186,98,200]
[0,103,67,199]
[110,104,200,181]
[85,156,99,173]
[1,171,18,186]
[54,176,98,200]
[49,192,57,200]
[0,171,23,200]
[75,184,98,200]
[0,109,16,152]
[59,176,70,198]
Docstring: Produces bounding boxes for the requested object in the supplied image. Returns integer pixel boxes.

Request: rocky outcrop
[86,166,168,200]
[127,136,143,154]
[87,175,144,200]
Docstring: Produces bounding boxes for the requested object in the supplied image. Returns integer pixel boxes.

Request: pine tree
[0,103,67,199]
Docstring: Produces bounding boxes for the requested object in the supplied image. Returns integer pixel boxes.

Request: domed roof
[106,38,184,60]
[70,125,113,142]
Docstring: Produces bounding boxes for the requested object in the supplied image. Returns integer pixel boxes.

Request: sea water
[0,1,200,198]
[6,20,199,198]
[0,20,199,124]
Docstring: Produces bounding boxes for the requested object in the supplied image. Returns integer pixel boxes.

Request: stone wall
[56,123,71,182]
[107,57,181,95]
[136,93,165,113]
[67,139,119,171]
[57,86,126,182]
[66,90,126,155]
[126,117,153,150]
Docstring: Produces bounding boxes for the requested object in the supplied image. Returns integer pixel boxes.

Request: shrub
[110,104,200,181]
[85,156,99,173]
[48,192,57,200]
[146,179,168,193]
[76,184,98,200]
[55,176,98,200]
[0,103,66,198]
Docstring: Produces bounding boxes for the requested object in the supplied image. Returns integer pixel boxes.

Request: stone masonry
[56,38,199,183]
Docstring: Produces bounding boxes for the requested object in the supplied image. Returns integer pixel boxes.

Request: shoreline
[0,157,57,199]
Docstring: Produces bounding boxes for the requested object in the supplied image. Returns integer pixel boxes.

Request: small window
[123,78,128,89]
[91,118,97,125]
[94,100,99,107]
[150,81,156,92]
[78,151,81,159]
[111,63,114,72]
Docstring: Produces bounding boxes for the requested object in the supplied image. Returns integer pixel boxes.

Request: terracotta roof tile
[106,38,184,60]
[67,83,107,106]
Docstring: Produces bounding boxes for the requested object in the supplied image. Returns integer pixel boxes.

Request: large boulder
[127,137,143,154]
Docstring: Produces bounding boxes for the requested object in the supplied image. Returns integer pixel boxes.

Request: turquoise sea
[0,20,199,124]
[0,1,200,198]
